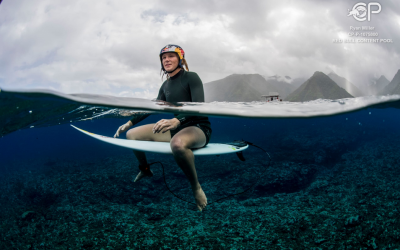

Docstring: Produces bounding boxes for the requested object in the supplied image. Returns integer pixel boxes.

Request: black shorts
[170,121,212,147]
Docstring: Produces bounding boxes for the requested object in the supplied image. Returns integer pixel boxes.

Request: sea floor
[1,133,400,249]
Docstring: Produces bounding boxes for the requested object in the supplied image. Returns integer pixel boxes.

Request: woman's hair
[160,54,189,81]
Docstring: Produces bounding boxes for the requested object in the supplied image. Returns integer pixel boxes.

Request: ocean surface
[1,88,400,249]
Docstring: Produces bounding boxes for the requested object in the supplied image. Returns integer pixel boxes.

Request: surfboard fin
[224,140,248,161]
[236,152,246,161]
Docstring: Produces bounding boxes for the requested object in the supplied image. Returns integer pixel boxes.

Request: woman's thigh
[170,126,206,149]
[126,124,171,142]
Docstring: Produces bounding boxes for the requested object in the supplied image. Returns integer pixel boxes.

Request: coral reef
[0,133,400,249]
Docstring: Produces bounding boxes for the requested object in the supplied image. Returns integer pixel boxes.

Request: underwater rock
[147,212,165,221]
[21,211,36,220]
[2,136,400,249]
[313,149,326,163]
[345,215,362,228]
[255,163,318,195]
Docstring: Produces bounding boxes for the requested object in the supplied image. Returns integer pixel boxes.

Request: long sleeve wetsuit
[130,69,211,128]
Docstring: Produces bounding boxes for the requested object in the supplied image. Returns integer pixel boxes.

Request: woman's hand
[114,121,133,138]
[153,118,180,134]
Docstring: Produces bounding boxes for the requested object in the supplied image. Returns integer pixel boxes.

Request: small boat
[262,92,282,102]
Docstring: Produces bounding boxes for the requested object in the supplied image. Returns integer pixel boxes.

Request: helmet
[159,44,185,72]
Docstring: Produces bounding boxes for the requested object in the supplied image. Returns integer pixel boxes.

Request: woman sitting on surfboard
[114,44,211,211]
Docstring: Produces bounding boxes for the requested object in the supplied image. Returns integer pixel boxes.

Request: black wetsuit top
[130,69,211,128]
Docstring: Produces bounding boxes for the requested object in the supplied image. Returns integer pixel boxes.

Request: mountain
[327,72,364,97]
[265,75,306,91]
[391,83,400,95]
[291,77,306,89]
[203,74,298,102]
[262,75,302,99]
[380,69,400,95]
[203,74,260,102]
[366,75,389,95]
[285,71,354,102]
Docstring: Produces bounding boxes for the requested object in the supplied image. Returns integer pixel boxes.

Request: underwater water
[1,89,400,249]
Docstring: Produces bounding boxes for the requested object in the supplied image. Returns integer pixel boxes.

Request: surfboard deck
[71,125,248,155]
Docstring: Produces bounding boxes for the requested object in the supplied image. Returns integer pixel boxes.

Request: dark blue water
[1,95,400,248]
[2,107,397,168]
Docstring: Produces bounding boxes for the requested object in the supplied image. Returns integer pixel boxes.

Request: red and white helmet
[159,44,185,71]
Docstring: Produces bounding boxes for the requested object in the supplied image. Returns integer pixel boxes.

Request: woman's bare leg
[170,126,207,211]
[126,124,171,181]
[127,123,208,211]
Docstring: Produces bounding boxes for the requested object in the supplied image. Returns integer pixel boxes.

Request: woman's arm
[187,72,205,102]
[175,72,205,124]
[129,112,151,126]
[129,83,166,126]
[115,84,166,137]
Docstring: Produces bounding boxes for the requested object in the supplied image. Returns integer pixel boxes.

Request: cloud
[0,0,399,98]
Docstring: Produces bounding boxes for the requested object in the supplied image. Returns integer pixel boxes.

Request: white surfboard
[71,125,248,156]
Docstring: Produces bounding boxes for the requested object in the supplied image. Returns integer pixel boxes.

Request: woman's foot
[134,164,153,182]
[134,170,153,182]
[192,186,207,211]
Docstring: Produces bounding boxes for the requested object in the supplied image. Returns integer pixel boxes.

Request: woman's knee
[170,137,187,154]
[126,129,140,140]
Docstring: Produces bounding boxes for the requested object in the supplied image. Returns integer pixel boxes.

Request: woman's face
[162,52,179,72]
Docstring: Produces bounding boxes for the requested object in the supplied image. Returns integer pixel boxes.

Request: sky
[0,0,399,99]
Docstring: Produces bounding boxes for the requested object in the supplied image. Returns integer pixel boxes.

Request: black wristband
[177,117,186,125]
